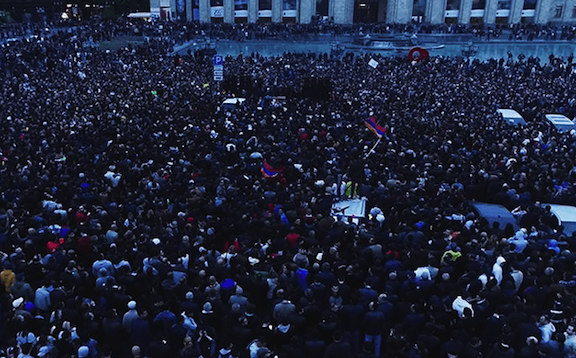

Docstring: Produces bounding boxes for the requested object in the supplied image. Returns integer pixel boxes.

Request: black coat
[323,341,355,358]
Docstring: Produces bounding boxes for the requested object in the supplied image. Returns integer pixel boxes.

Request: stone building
[151,0,576,24]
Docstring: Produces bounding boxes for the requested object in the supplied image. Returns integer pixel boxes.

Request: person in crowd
[2,16,576,358]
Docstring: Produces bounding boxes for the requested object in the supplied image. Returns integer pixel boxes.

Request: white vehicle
[543,204,576,236]
[221,98,246,111]
[470,202,519,231]
[544,114,576,133]
[127,12,153,19]
[496,109,526,126]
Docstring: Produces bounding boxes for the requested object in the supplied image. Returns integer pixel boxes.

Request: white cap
[78,346,90,358]
[12,297,24,308]
[127,301,137,310]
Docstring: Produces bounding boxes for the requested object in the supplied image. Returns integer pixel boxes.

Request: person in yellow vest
[344,181,357,198]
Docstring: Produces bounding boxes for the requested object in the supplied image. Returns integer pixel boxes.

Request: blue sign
[213,55,223,66]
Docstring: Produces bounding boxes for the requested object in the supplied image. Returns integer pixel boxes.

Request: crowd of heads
[3,18,576,44]
[1,17,576,358]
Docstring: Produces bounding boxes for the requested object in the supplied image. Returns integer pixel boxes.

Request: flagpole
[364,137,382,159]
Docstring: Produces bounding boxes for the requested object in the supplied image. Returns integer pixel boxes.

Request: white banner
[521,9,535,16]
[235,10,248,17]
[282,10,297,17]
[211,6,224,17]
[470,9,485,17]
[445,10,459,17]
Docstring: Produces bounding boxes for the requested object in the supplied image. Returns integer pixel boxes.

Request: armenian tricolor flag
[365,116,386,138]
[261,160,285,178]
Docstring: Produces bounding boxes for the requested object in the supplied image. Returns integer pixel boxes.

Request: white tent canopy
[127,12,153,18]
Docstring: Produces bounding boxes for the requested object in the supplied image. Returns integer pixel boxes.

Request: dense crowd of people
[2,18,576,43]
[1,18,576,358]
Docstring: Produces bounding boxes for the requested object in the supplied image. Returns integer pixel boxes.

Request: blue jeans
[365,334,382,357]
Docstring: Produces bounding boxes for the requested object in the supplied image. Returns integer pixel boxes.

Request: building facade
[0,1,116,22]
[151,0,576,24]
[0,0,66,22]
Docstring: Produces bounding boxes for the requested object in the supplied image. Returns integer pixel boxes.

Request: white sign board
[213,54,224,82]
[496,9,510,17]
[211,6,224,17]
[470,9,485,17]
[522,9,535,16]
[368,58,378,69]
[445,10,459,17]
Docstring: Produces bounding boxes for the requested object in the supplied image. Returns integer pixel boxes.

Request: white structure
[497,109,527,126]
[545,114,576,132]
[151,0,576,24]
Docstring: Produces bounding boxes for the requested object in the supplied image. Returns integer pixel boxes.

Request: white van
[497,109,526,126]
[543,204,576,236]
[470,202,519,231]
[544,114,576,133]
[221,98,246,111]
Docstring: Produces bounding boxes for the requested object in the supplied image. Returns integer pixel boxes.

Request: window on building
[194,0,199,20]
[523,0,536,10]
[282,0,297,10]
[176,0,186,20]
[413,0,426,17]
[472,0,485,10]
[447,0,461,11]
[317,0,329,17]
[259,0,272,10]
[497,0,510,10]
[572,6,576,17]
[554,5,563,17]
[354,0,379,22]
[235,0,247,10]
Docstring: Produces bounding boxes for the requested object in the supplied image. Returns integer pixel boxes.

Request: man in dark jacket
[324,331,355,358]
[362,301,385,357]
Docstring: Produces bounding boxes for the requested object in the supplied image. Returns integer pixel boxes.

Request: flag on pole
[364,116,386,138]
[261,160,285,178]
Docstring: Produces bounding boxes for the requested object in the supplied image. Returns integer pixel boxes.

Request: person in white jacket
[452,296,474,318]
[492,256,506,285]
[507,228,529,253]
[538,315,556,344]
